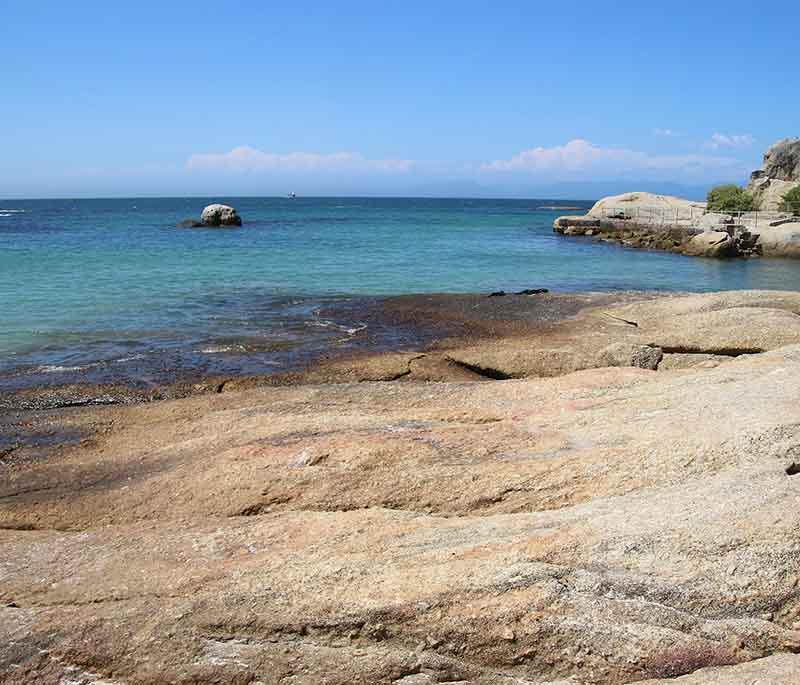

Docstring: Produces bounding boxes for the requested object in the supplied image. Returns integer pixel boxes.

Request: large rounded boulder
[684,230,737,258]
[201,204,242,227]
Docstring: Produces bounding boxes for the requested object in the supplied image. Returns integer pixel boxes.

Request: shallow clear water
[2,196,800,385]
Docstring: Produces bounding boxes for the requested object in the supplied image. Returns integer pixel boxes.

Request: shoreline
[4,288,800,682]
[553,190,800,259]
[0,290,658,464]
[0,290,643,413]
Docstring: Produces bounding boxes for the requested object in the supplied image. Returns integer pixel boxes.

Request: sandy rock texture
[3,291,800,684]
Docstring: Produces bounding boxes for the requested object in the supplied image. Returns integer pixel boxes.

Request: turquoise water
[3,197,800,386]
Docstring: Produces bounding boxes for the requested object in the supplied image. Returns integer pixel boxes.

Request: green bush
[779,186,800,215]
[706,184,758,212]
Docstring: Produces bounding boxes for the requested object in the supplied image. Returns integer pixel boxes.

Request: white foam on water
[35,364,86,373]
[306,319,338,329]
[199,345,234,354]
[114,354,146,363]
[0,209,27,213]
[198,344,249,354]
[306,319,367,339]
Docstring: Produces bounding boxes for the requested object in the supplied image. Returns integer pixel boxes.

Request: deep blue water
[3,196,800,387]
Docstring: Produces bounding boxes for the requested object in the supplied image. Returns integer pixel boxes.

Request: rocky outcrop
[554,192,710,255]
[554,140,800,258]
[758,221,800,257]
[4,292,800,683]
[683,230,737,257]
[588,192,706,224]
[753,138,800,181]
[554,192,706,234]
[201,203,242,226]
[746,138,800,211]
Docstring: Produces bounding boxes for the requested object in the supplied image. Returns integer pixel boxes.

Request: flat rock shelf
[3,290,800,683]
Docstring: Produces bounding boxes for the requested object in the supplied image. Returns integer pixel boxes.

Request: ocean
[3,196,800,390]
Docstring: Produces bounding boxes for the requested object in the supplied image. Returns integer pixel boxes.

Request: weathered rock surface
[683,230,737,258]
[758,221,800,257]
[201,203,242,226]
[746,138,800,211]
[587,192,706,224]
[3,291,800,683]
[428,290,800,380]
[637,654,800,684]
[760,138,800,181]
[748,177,798,213]
[595,341,663,369]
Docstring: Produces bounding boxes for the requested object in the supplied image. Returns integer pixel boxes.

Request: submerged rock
[177,218,204,228]
[201,204,242,227]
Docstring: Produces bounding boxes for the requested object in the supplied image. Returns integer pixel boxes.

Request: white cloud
[705,133,755,150]
[654,128,681,137]
[481,139,746,179]
[186,146,413,173]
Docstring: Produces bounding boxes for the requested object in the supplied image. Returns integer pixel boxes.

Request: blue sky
[2,0,798,199]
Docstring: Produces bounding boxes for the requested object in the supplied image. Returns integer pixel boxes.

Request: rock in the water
[177,218,204,228]
[201,204,242,227]
[684,230,737,258]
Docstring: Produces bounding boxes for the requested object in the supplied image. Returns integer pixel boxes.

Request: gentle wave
[199,344,246,354]
[0,209,27,213]
[114,354,146,363]
[35,364,87,373]
[306,319,367,336]
[32,353,147,373]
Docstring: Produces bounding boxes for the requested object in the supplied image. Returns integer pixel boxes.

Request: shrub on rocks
[706,185,758,212]
[779,186,800,216]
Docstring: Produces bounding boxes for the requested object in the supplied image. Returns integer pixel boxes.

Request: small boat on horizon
[288,192,297,199]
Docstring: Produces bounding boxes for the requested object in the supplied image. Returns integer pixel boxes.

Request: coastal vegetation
[705,184,758,212]
[780,185,800,215]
